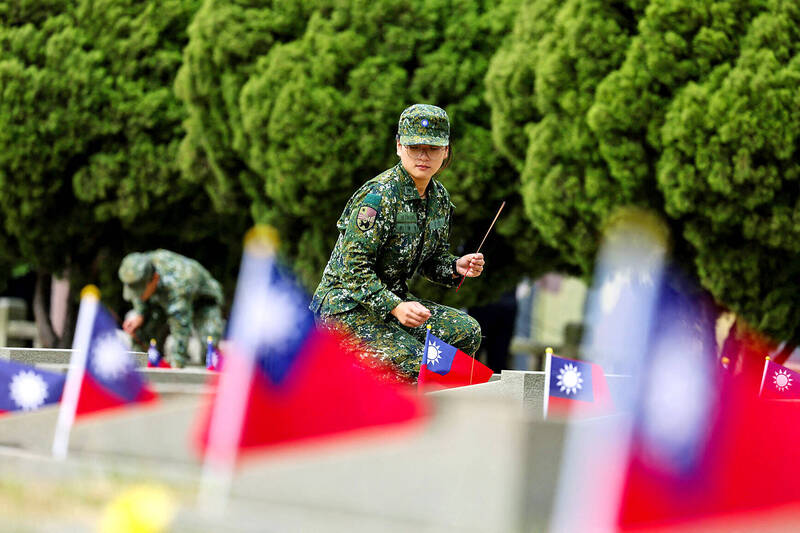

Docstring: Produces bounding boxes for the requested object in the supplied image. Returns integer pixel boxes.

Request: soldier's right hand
[390,301,431,328]
[122,314,144,334]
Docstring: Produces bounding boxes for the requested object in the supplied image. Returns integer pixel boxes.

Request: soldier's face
[123,281,147,302]
[397,142,448,182]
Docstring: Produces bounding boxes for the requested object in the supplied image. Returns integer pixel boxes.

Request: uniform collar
[396,163,439,201]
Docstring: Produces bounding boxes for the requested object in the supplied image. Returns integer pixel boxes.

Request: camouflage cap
[397,104,449,146]
[118,253,154,285]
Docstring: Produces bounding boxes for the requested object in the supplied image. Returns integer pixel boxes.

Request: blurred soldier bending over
[118,250,225,368]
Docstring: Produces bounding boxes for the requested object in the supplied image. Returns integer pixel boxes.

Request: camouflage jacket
[130,250,224,355]
[310,163,460,317]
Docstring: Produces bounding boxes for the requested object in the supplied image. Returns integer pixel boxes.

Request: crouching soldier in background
[118,250,226,368]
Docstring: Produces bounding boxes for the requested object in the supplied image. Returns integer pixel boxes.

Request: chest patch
[429,217,447,230]
[357,206,378,231]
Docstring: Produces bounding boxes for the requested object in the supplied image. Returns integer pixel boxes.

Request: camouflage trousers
[138,304,225,367]
[319,296,481,382]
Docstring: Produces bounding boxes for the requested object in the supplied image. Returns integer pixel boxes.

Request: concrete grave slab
[227,393,566,533]
[0,347,148,368]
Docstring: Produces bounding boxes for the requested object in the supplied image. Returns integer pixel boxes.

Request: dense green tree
[0,0,244,346]
[489,0,800,341]
[175,0,317,214]
[178,0,561,308]
[487,0,646,275]
[657,1,800,340]
[589,0,764,194]
[484,0,562,172]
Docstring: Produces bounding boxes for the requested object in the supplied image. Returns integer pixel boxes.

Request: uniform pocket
[396,223,418,234]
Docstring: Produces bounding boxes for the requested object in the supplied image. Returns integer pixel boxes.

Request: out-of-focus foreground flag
[196,226,425,465]
[616,270,721,529]
[550,209,800,531]
[418,326,493,391]
[53,286,158,458]
[0,360,65,414]
[543,349,613,419]
[549,209,669,532]
[621,370,800,529]
[759,358,800,400]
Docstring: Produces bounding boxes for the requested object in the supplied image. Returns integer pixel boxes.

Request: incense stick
[455,201,505,292]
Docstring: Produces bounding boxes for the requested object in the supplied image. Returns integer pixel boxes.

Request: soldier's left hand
[456,253,484,278]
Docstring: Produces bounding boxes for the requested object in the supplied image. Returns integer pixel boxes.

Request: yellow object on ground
[99,484,176,533]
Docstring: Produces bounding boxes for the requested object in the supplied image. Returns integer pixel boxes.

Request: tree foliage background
[2,0,800,345]
[0,0,245,344]
[487,0,800,343]
[176,0,563,309]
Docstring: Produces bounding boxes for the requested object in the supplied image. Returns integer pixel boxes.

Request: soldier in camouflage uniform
[310,104,485,382]
[118,249,226,368]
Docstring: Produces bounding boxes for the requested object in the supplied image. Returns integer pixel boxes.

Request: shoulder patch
[356,205,378,231]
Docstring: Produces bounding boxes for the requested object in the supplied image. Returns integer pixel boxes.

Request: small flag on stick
[147,339,170,368]
[205,336,222,371]
[417,325,493,390]
[759,357,800,400]
[52,285,157,459]
[455,201,505,292]
[542,348,613,419]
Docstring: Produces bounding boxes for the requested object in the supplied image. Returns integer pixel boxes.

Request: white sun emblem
[9,371,49,411]
[260,291,303,349]
[774,369,793,392]
[426,341,442,365]
[557,363,583,395]
[92,334,131,380]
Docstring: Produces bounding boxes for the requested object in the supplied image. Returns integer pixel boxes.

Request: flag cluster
[550,212,800,530]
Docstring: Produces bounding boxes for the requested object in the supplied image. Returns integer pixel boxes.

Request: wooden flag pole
[469,350,476,385]
[456,201,505,292]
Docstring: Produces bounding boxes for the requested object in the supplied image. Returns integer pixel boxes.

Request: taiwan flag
[196,226,425,464]
[73,294,157,415]
[759,358,800,400]
[0,360,65,414]
[205,336,222,371]
[417,327,493,391]
[543,351,612,419]
[53,286,158,458]
[146,339,171,369]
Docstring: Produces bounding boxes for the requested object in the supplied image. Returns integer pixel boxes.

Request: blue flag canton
[255,263,317,385]
[424,333,458,375]
[86,305,144,401]
[633,274,719,475]
[549,355,594,402]
[0,359,65,411]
